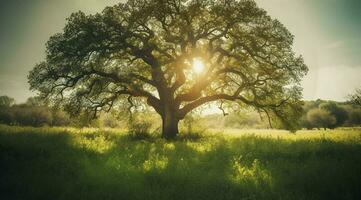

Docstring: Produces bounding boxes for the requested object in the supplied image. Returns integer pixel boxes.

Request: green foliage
[17,106,52,127]
[300,100,361,129]
[28,0,308,138]
[0,95,15,107]
[0,107,15,124]
[128,120,153,140]
[7,105,53,127]
[127,112,161,140]
[345,108,361,126]
[25,96,46,107]
[0,100,69,127]
[319,102,348,127]
[1,97,361,131]
[51,110,71,126]
[271,99,304,132]
[306,108,336,129]
[1,126,361,199]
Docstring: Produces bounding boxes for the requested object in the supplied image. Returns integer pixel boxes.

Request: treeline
[199,100,361,129]
[0,96,125,128]
[1,95,361,129]
[0,96,69,127]
[300,100,361,129]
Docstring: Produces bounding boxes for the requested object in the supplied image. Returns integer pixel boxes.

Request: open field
[1,125,361,200]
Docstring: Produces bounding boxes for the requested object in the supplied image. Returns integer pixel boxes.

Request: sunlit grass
[1,125,361,199]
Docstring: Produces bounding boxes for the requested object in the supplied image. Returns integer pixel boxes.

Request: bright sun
[192,58,205,74]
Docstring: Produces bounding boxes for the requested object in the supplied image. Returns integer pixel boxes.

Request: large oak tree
[29,0,308,139]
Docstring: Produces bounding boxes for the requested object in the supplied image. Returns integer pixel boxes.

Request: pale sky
[0,0,360,103]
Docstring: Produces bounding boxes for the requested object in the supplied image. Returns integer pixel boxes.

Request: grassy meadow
[1,125,361,200]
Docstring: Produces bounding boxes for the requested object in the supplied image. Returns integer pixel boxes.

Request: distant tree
[28,0,307,138]
[0,107,14,125]
[26,96,46,107]
[346,109,361,126]
[12,106,53,127]
[303,100,321,112]
[319,102,348,127]
[306,108,336,129]
[348,87,361,106]
[0,96,15,107]
[0,96,15,125]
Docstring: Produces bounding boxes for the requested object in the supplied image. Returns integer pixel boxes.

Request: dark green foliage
[25,96,46,107]
[1,126,361,200]
[0,96,126,128]
[0,96,15,107]
[0,107,15,125]
[319,102,348,127]
[346,109,361,125]
[51,110,71,126]
[306,108,336,129]
[301,100,361,129]
[0,105,52,127]
[12,105,53,127]
[0,101,70,127]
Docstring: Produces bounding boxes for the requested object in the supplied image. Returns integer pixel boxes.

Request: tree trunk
[161,109,179,139]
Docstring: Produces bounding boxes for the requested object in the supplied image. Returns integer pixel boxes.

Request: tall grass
[1,125,361,200]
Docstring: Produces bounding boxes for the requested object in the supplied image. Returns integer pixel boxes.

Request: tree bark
[161,108,179,139]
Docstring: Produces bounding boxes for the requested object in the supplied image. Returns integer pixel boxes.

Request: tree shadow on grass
[1,127,361,200]
[0,128,88,199]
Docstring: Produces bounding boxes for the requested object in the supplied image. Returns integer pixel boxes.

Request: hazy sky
[0,0,360,103]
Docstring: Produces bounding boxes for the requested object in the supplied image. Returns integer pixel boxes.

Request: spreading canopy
[29,0,308,137]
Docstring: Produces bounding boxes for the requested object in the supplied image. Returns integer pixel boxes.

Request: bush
[0,107,15,125]
[127,113,158,140]
[346,109,361,126]
[128,120,152,140]
[306,108,336,129]
[319,102,348,127]
[12,105,53,127]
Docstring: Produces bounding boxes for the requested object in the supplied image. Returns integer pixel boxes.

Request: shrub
[346,109,361,126]
[0,107,15,125]
[127,113,157,140]
[306,108,336,129]
[319,102,348,127]
[12,105,53,127]
[128,120,152,140]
